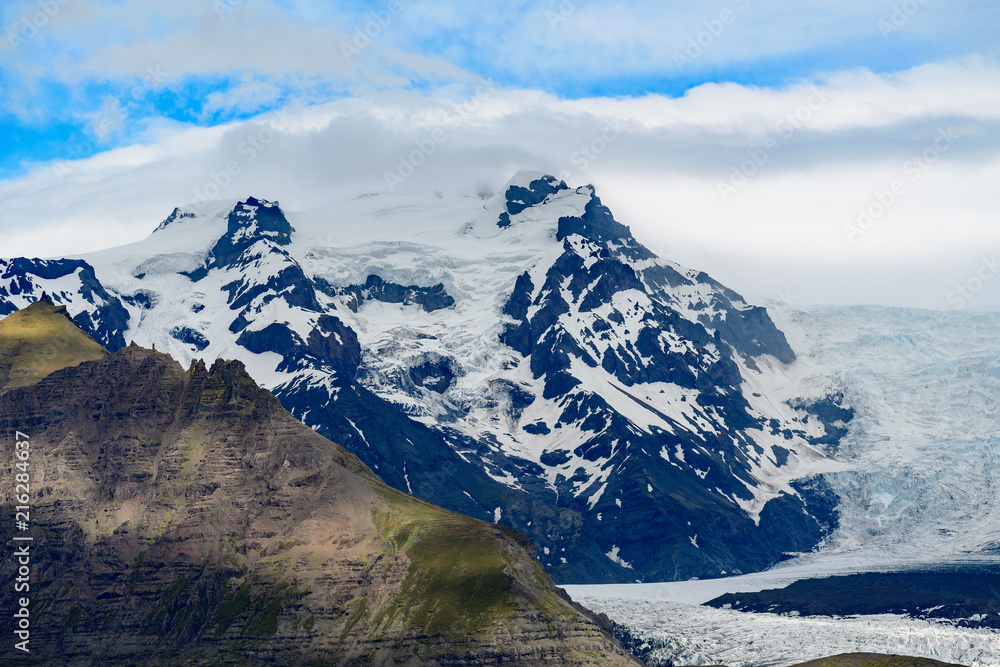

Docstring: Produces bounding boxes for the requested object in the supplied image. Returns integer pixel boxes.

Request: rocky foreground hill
[0,299,639,666]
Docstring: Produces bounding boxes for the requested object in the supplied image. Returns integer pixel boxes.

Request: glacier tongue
[771,305,1000,568]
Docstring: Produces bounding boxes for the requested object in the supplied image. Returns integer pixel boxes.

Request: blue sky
[2,0,997,173]
[1,0,999,308]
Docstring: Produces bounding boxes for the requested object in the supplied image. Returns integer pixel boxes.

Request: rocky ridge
[0,301,639,666]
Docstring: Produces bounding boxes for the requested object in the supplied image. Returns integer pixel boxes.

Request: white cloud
[0,0,472,124]
[201,74,285,118]
[1,60,998,311]
[348,0,998,81]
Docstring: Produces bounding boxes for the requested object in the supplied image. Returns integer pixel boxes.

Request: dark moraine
[705,566,1000,629]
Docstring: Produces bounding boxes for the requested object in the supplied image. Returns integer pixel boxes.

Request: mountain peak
[226,197,291,237]
[491,171,634,246]
[502,169,564,190]
[0,298,108,392]
[496,172,569,228]
[202,197,294,268]
[237,195,279,210]
[154,206,198,232]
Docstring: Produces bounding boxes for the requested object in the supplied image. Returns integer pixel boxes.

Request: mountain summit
[0,173,848,583]
[0,296,107,392]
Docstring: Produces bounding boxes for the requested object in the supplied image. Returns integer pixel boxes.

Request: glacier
[566,303,1000,665]
[773,305,1000,567]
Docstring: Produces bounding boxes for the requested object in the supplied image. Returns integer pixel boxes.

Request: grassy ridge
[374,490,518,637]
[0,298,107,392]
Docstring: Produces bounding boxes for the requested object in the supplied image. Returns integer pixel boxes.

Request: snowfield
[568,304,1000,666]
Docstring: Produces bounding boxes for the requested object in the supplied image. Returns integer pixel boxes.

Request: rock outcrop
[0,302,639,666]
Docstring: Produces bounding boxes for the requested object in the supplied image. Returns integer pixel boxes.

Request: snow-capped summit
[0,174,849,583]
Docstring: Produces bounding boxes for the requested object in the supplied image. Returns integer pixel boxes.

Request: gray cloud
[1,61,999,311]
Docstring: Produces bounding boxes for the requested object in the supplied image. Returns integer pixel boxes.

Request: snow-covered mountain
[0,171,848,583]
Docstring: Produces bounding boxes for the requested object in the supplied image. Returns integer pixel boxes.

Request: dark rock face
[556,193,637,245]
[237,322,301,358]
[307,314,362,380]
[503,175,569,220]
[0,258,130,350]
[237,316,361,381]
[705,568,1000,630]
[790,393,855,447]
[169,325,210,351]
[318,274,456,313]
[0,332,640,666]
[122,290,157,310]
[410,357,455,393]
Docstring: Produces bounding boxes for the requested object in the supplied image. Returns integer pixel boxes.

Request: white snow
[767,305,1000,568]
[403,462,413,495]
[605,545,634,570]
[567,594,1000,667]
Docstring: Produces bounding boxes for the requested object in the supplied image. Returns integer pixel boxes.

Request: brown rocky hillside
[0,300,639,666]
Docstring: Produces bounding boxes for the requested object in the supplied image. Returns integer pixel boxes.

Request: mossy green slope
[0,297,107,392]
[0,302,638,666]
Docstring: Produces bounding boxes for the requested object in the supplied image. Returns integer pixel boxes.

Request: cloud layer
[1,1,999,310]
[2,58,999,309]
